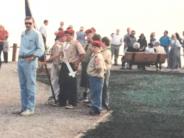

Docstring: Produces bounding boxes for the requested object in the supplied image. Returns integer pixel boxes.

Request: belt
[19,55,34,59]
[18,55,36,61]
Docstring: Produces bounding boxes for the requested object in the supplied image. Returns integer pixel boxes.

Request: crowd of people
[46,21,112,116]
[8,17,112,116]
[1,17,184,117]
[111,28,184,69]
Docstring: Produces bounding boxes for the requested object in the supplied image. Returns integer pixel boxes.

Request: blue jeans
[88,76,104,113]
[18,59,37,111]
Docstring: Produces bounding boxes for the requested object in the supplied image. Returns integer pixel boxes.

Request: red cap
[64,28,74,35]
[92,40,102,47]
[66,26,72,30]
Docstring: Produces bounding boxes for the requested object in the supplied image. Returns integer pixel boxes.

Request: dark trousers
[0,44,3,66]
[3,52,8,63]
[58,63,77,106]
[80,62,89,98]
[80,62,89,88]
[111,45,120,65]
[42,35,47,51]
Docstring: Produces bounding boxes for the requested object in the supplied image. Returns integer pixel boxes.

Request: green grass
[82,71,184,138]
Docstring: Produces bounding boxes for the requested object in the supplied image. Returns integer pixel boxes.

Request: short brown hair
[102,37,110,46]
[44,19,48,24]
[25,16,34,21]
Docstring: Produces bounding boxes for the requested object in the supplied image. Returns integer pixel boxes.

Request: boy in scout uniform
[80,29,100,102]
[80,29,93,101]
[87,40,106,115]
[46,37,65,104]
[101,37,112,110]
[58,28,85,109]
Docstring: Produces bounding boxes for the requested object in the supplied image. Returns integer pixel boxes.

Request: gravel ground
[0,63,110,138]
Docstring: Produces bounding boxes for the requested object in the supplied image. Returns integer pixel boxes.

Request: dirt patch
[0,63,111,138]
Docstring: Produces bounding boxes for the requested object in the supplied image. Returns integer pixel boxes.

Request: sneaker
[89,109,100,116]
[47,96,54,102]
[65,105,74,109]
[12,110,24,115]
[20,110,34,116]
[47,99,57,105]
[103,106,111,111]
[83,98,90,103]
[48,101,60,107]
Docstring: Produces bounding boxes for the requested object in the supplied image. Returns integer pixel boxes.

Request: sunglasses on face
[25,22,32,25]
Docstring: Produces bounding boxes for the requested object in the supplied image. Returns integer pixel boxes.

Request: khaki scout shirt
[50,40,63,64]
[101,47,112,70]
[60,40,85,63]
[87,52,106,78]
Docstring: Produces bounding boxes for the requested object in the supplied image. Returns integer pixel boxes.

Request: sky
[0,0,184,46]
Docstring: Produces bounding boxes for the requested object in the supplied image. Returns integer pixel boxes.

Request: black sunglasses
[25,22,32,25]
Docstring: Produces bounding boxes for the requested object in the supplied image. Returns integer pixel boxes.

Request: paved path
[0,63,110,138]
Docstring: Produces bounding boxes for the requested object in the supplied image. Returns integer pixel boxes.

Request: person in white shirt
[39,19,48,50]
[145,43,155,53]
[111,29,122,65]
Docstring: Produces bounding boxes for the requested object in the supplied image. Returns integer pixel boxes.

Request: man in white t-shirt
[111,29,122,65]
[39,19,48,50]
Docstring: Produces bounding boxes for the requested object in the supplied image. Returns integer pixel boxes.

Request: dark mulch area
[81,71,184,138]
